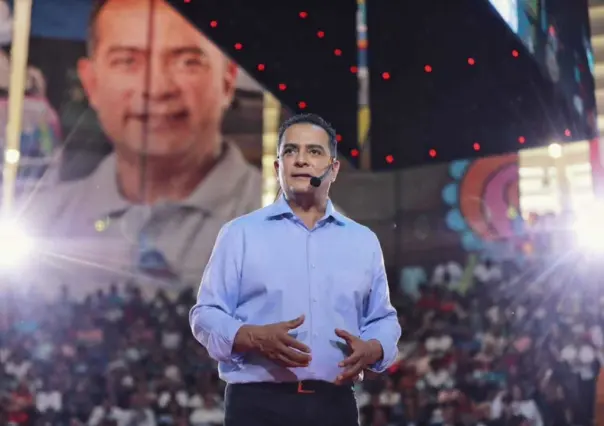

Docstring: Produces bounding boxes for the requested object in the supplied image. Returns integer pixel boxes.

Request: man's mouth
[130,111,189,127]
[291,173,313,179]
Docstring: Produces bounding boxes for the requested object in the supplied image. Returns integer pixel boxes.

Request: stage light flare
[573,202,604,251]
[548,143,562,158]
[0,221,33,267]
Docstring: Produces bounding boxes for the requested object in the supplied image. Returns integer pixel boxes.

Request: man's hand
[334,328,383,385]
[234,315,311,368]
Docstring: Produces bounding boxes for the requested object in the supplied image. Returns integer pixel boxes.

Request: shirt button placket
[306,232,316,342]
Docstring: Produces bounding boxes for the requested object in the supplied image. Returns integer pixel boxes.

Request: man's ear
[331,159,340,182]
[77,57,99,109]
[273,159,279,177]
[222,59,238,109]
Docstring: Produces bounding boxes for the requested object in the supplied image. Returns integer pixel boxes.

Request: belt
[230,380,352,394]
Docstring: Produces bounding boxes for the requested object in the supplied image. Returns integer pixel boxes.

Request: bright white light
[4,148,20,164]
[573,202,604,251]
[548,143,562,158]
[0,221,32,267]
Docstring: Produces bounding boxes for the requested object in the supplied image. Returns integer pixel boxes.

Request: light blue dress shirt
[190,196,401,384]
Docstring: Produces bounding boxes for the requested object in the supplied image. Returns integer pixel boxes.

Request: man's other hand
[334,328,383,385]
[235,315,311,368]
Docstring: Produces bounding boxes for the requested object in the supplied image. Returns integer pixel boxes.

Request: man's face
[275,123,339,196]
[78,0,237,157]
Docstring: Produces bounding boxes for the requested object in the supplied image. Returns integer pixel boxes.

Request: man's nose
[294,153,310,167]
[143,61,179,100]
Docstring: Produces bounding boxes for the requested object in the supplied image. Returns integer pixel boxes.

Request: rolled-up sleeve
[189,220,245,364]
[360,233,401,373]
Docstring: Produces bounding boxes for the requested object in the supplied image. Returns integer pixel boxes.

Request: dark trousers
[224,380,360,426]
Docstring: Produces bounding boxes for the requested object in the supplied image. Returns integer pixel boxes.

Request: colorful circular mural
[442,154,523,252]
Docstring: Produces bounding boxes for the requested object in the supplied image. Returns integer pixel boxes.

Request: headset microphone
[309,164,333,188]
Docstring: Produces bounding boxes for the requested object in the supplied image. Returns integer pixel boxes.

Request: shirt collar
[87,141,251,217]
[266,194,346,226]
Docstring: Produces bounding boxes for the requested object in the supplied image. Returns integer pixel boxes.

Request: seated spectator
[189,394,224,426]
[87,399,124,426]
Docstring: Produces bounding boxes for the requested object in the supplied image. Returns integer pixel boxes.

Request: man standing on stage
[190,113,401,426]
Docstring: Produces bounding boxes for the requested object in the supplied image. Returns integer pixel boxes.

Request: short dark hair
[277,113,337,158]
[87,0,109,56]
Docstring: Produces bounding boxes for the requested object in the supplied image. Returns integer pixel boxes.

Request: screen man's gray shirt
[20,142,261,296]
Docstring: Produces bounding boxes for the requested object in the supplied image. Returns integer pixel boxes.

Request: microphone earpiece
[310,176,321,188]
[310,163,333,188]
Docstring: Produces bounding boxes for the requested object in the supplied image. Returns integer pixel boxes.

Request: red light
[564,129,571,137]
[351,149,360,157]
[473,142,480,151]
[350,66,358,73]
[382,72,390,80]
[257,64,265,71]
[317,30,325,38]
[184,0,190,3]
[336,134,342,142]
[234,43,242,50]
[210,20,218,28]
[278,83,287,91]
[385,155,394,164]
[424,65,432,73]
[299,11,308,18]
[468,58,475,65]
[298,101,307,109]
[518,136,525,144]
[512,50,519,57]
[429,149,437,158]
[334,49,342,56]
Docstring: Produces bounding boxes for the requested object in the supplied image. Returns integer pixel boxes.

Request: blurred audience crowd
[0,284,223,426]
[0,255,602,426]
[362,256,602,426]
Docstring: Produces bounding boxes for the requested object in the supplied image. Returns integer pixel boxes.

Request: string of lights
[365,0,590,169]
[169,0,358,163]
[170,0,594,170]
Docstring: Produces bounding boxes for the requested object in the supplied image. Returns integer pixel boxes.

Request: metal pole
[357,0,371,171]
[2,0,33,217]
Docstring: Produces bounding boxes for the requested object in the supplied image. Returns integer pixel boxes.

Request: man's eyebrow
[105,46,142,56]
[169,46,206,56]
[104,46,205,56]
[281,143,326,151]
